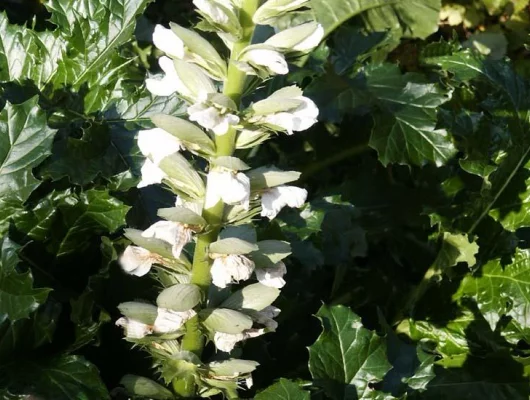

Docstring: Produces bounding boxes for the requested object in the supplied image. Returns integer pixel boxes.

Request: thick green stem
[172,0,259,397]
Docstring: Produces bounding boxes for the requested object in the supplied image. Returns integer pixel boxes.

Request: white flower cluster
[116,0,322,396]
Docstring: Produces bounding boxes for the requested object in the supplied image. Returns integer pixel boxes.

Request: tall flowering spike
[119,0,322,396]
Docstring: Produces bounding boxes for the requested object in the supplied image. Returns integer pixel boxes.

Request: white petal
[211,255,255,288]
[245,377,253,389]
[293,24,324,51]
[137,128,183,164]
[245,48,288,75]
[138,159,166,188]
[261,185,307,219]
[119,246,154,277]
[263,112,295,134]
[153,308,196,333]
[153,24,185,58]
[142,221,193,258]
[214,332,245,352]
[255,261,287,288]
[193,0,230,24]
[221,172,250,209]
[116,317,152,339]
[292,97,319,131]
[175,196,204,215]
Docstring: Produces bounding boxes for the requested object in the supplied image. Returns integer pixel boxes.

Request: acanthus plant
[114,0,323,397]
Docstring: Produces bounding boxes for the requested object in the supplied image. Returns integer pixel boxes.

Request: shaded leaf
[255,378,310,400]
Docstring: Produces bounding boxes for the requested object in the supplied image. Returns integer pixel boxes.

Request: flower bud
[264,22,324,53]
[205,170,251,210]
[253,0,310,26]
[236,45,288,77]
[247,85,318,134]
[193,0,242,42]
[188,93,240,135]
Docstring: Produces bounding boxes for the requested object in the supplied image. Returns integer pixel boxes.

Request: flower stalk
[173,0,260,395]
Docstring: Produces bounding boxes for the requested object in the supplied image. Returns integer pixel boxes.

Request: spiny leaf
[308,305,392,399]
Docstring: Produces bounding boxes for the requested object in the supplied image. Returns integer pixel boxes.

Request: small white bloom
[142,220,194,258]
[146,56,215,100]
[265,22,324,52]
[236,47,288,76]
[213,329,265,352]
[153,24,185,58]
[188,102,239,135]
[145,56,183,97]
[210,254,255,288]
[253,0,310,25]
[138,159,166,188]
[120,245,159,276]
[263,97,318,134]
[255,261,287,288]
[153,308,196,333]
[205,170,250,210]
[116,317,152,339]
[137,128,183,164]
[261,185,308,219]
[194,0,231,24]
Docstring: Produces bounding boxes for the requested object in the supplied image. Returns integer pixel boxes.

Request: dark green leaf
[255,379,310,400]
[308,305,392,399]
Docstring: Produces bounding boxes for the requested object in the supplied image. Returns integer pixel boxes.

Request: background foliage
[1,0,530,398]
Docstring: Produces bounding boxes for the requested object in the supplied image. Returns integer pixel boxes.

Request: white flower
[153,24,185,58]
[116,317,153,339]
[253,0,310,25]
[193,0,231,24]
[205,170,250,210]
[236,47,288,76]
[265,22,324,52]
[120,245,161,277]
[213,307,280,352]
[146,56,215,100]
[142,220,194,258]
[248,86,319,134]
[146,56,184,97]
[137,128,183,164]
[213,329,264,352]
[188,102,239,135]
[255,261,287,288]
[138,159,167,188]
[153,308,196,333]
[210,254,255,288]
[261,185,308,219]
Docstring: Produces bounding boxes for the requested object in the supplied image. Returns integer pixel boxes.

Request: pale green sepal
[124,228,173,259]
[250,86,304,115]
[221,283,280,311]
[157,283,202,311]
[247,167,301,190]
[251,240,291,267]
[151,114,216,155]
[120,375,174,400]
[236,129,271,149]
[158,206,207,227]
[207,93,238,111]
[118,302,158,325]
[170,22,227,80]
[210,238,259,255]
[162,351,202,383]
[173,59,216,100]
[208,359,259,376]
[159,153,205,200]
[194,0,242,41]
[199,379,238,398]
[199,308,253,333]
[219,224,257,243]
[253,0,310,25]
[211,156,250,171]
[264,21,322,52]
